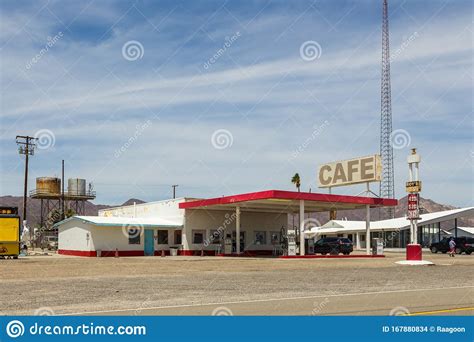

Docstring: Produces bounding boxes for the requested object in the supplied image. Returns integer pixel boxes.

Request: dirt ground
[1,252,473,316]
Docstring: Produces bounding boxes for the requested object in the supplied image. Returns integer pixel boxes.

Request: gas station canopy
[179,190,398,213]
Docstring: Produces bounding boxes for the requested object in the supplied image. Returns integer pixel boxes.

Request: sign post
[406,148,422,261]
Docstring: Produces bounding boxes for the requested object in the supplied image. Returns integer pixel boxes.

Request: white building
[443,227,474,239]
[56,215,182,257]
[313,207,474,248]
[55,190,396,257]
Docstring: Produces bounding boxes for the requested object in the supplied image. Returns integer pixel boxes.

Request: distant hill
[120,198,146,206]
[0,195,471,229]
[309,195,473,228]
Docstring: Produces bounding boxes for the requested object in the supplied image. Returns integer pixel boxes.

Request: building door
[232,231,245,252]
[144,229,155,256]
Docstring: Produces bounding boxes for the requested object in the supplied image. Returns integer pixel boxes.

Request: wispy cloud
[0,0,472,206]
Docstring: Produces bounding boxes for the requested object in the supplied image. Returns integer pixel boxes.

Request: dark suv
[430,237,474,255]
[314,237,353,255]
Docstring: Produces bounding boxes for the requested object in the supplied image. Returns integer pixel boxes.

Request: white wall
[58,220,94,251]
[92,226,139,251]
[92,226,181,251]
[98,198,185,224]
[184,209,288,251]
[96,199,186,252]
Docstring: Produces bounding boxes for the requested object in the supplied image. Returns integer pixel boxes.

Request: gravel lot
[1,252,472,315]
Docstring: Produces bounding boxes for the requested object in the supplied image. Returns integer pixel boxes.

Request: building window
[157,230,168,244]
[270,232,280,245]
[174,230,182,245]
[254,231,266,245]
[128,228,141,245]
[192,230,206,244]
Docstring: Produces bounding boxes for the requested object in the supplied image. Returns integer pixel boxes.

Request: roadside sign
[407,193,420,220]
[406,181,421,193]
[318,154,381,188]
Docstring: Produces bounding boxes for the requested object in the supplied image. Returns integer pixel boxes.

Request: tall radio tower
[379,0,395,218]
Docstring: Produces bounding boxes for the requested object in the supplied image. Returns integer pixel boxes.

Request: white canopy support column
[299,200,305,256]
[356,232,361,249]
[365,204,371,255]
[236,206,241,254]
[412,221,418,244]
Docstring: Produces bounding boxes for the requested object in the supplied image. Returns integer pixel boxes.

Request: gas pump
[286,229,297,256]
[224,234,232,254]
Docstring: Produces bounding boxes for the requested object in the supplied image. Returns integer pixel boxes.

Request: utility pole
[16,135,37,237]
[172,184,179,199]
[61,160,65,220]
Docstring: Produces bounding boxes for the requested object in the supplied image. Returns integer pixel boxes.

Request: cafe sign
[318,155,382,188]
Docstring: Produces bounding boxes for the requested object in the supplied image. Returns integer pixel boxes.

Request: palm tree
[291,173,301,192]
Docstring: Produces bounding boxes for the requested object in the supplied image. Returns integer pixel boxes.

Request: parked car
[42,236,58,251]
[314,237,353,255]
[430,237,473,255]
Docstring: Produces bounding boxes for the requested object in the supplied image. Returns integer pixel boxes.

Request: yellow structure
[0,207,20,259]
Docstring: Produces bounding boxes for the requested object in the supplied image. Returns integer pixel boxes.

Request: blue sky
[0,0,472,206]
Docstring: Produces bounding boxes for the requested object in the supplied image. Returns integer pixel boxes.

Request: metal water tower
[30,165,96,229]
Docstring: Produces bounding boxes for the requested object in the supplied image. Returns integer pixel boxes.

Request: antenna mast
[379,0,395,218]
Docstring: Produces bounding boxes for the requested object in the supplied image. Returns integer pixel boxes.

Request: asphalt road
[71,286,473,316]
